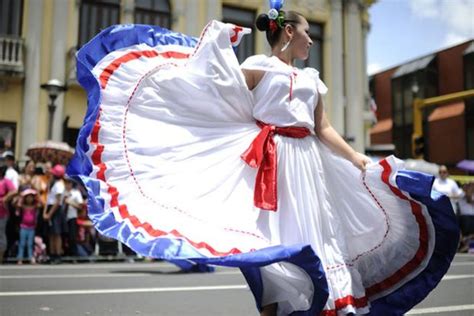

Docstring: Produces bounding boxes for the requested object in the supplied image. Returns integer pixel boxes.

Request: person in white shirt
[43,164,66,263]
[3,152,19,190]
[433,165,464,213]
[62,177,84,257]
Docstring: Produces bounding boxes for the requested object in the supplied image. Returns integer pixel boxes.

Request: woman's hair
[255,10,303,47]
[0,165,6,178]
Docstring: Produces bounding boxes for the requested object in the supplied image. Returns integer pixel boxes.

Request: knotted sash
[241,121,311,211]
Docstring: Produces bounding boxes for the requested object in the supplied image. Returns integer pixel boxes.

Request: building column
[185,0,200,36]
[206,0,220,21]
[361,6,373,147]
[328,0,345,135]
[344,0,365,152]
[123,0,135,24]
[20,0,44,157]
[50,0,69,142]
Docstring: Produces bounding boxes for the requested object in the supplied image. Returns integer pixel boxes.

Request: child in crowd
[16,189,41,264]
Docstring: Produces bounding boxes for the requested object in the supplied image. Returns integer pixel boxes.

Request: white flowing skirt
[71,20,459,316]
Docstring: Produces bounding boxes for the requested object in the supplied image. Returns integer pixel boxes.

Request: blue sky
[367,0,474,74]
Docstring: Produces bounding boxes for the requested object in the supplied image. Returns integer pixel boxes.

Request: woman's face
[25,161,35,174]
[24,195,35,205]
[289,17,312,60]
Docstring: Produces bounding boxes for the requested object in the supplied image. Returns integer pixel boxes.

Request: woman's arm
[314,96,371,171]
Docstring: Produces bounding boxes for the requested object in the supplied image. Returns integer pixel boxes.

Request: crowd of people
[1,149,473,266]
[0,151,99,264]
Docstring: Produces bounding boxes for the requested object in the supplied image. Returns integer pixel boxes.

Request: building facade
[369,40,474,166]
[0,0,374,161]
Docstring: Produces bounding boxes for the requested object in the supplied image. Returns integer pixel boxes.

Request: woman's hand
[350,152,372,171]
[42,212,50,220]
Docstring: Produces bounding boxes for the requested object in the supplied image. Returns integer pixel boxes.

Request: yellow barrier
[450,175,474,185]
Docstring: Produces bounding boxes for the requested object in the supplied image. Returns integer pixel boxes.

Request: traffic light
[412,134,425,158]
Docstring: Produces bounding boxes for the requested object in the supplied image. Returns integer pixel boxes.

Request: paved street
[0,254,473,316]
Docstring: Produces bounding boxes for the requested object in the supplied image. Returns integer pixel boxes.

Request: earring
[280,39,291,52]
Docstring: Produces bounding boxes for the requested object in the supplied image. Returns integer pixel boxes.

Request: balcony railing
[0,36,24,75]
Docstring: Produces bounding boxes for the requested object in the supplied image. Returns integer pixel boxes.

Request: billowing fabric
[70,20,459,316]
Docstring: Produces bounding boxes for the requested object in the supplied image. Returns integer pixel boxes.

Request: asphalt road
[0,254,473,316]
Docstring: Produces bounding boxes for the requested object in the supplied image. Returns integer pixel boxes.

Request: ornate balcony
[0,36,24,76]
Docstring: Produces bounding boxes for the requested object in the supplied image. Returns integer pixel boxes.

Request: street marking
[0,262,179,270]
[1,271,468,280]
[441,274,474,280]
[0,273,156,279]
[0,284,248,296]
[455,253,474,258]
[407,304,474,314]
[0,270,241,279]
[450,261,474,266]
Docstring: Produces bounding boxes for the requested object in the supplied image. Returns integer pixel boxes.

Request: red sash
[241,121,311,211]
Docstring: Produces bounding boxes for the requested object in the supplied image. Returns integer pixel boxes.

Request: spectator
[458,182,474,252]
[2,151,19,190]
[35,162,52,248]
[16,189,41,264]
[433,165,464,213]
[19,160,46,195]
[0,159,17,263]
[62,177,84,257]
[36,162,52,206]
[43,164,66,263]
[76,193,96,257]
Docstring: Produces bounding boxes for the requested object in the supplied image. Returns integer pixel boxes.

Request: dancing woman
[70,2,459,315]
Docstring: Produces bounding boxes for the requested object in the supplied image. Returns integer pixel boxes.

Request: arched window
[134,0,171,29]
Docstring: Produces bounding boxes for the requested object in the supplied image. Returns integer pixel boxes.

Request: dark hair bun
[256,14,270,31]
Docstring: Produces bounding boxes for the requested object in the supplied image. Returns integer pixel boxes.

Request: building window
[78,0,120,48]
[295,21,323,75]
[222,6,256,64]
[0,0,23,36]
[62,117,79,149]
[465,51,474,90]
[0,121,16,155]
[391,58,437,159]
[134,0,171,28]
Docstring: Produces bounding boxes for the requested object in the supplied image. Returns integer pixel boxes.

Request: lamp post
[40,79,67,140]
[411,79,424,158]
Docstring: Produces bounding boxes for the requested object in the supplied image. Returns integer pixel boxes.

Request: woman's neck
[272,50,293,66]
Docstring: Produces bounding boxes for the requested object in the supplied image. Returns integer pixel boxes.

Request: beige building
[0,0,375,161]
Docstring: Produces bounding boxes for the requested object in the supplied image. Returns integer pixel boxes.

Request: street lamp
[41,79,67,139]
